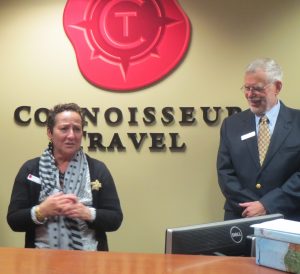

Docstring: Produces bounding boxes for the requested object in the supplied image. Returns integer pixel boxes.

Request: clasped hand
[239,201,266,218]
[38,192,92,221]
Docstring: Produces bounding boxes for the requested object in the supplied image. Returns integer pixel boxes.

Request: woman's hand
[61,201,92,221]
[38,192,77,218]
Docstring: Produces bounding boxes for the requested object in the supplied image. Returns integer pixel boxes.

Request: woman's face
[47,111,83,160]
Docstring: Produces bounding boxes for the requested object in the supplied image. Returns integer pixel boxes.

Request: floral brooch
[91,179,102,191]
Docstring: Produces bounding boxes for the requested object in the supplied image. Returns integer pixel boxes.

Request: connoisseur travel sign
[14,105,242,152]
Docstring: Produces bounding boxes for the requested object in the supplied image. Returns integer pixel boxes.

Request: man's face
[243,69,281,115]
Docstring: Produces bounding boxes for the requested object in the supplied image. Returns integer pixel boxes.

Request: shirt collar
[255,100,281,129]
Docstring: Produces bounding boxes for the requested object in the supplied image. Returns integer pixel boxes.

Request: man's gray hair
[245,58,283,83]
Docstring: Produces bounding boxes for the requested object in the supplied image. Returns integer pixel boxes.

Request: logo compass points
[64,0,190,91]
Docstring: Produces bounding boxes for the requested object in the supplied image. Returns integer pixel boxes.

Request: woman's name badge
[27,174,41,184]
[241,131,256,141]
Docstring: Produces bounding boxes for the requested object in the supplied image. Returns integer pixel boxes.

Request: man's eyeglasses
[241,83,271,94]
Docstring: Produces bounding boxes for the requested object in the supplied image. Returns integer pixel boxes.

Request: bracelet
[35,206,45,222]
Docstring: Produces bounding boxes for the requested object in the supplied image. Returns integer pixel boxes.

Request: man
[217,58,300,220]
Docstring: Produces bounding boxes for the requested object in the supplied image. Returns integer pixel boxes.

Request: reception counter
[0,247,283,274]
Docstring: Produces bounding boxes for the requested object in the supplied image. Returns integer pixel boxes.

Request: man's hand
[239,201,266,217]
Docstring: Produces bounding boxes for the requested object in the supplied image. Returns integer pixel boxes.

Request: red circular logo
[63,0,191,91]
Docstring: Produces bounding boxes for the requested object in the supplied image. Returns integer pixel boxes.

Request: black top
[7,154,123,251]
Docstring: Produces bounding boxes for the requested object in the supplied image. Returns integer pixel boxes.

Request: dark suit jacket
[217,101,300,220]
[7,154,123,251]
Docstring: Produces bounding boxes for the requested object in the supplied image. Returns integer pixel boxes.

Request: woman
[7,103,123,251]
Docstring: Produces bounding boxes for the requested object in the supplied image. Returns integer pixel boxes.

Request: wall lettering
[14,105,242,152]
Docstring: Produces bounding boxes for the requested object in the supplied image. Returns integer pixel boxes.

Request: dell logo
[230,226,243,243]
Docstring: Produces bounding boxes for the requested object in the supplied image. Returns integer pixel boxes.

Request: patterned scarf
[39,147,92,250]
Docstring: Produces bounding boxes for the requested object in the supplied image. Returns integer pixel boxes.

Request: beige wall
[1,0,300,253]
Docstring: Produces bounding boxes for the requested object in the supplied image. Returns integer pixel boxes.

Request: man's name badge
[241,131,256,141]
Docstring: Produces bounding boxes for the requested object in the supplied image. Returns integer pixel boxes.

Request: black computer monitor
[165,213,283,256]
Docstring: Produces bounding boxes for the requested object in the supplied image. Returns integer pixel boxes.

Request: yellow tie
[258,115,271,165]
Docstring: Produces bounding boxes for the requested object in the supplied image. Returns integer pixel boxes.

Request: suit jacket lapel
[242,110,261,169]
